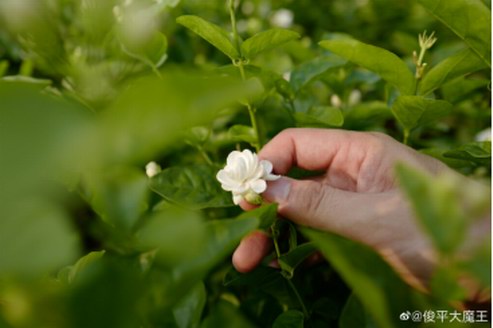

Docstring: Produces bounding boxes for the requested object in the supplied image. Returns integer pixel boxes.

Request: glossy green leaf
[319,39,415,95]
[417,0,491,67]
[149,164,233,209]
[237,203,278,230]
[177,15,239,59]
[294,105,344,128]
[391,95,452,131]
[227,124,258,145]
[122,31,168,68]
[173,282,206,328]
[241,28,300,59]
[302,228,430,328]
[278,243,317,279]
[396,164,467,254]
[290,55,347,92]
[272,310,304,328]
[419,48,488,96]
[443,141,491,166]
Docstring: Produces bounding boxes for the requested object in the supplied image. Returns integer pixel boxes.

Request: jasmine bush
[0,0,490,327]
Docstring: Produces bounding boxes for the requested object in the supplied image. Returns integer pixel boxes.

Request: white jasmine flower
[216,149,280,205]
[145,161,161,178]
[270,9,294,28]
[475,128,491,142]
[348,89,362,106]
[330,94,342,108]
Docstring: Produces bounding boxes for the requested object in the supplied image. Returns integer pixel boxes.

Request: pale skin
[232,128,490,295]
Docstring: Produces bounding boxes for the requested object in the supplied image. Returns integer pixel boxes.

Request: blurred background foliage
[0,0,490,327]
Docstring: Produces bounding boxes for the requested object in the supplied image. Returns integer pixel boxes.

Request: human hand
[232,128,450,288]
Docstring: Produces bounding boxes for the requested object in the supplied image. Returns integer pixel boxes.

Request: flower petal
[250,179,267,193]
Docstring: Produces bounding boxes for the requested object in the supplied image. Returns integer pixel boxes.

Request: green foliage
[241,29,300,59]
[177,15,239,60]
[149,164,233,209]
[417,0,491,66]
[319,39,416,95]
[0,0,490,327]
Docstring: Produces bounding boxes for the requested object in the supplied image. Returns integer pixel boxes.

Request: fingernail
[263,177,291,203]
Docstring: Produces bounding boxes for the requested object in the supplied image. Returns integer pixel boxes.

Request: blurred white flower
[348,89,362,106]
[475,128,491,142]
[216,149,279,205]
[330,94,342,108]
[270,9,294,28]
[146,161,162,178]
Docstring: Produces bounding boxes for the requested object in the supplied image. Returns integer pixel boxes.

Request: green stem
[198,146,213,165]
[286,278,310,318]
[228,0,241,52]
[270,225,310,319]
[403,129,410,145]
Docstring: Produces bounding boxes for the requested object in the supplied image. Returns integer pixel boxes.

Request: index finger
[259,128,365,175]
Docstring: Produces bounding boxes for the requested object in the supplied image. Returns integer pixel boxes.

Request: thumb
[262,177,382,239]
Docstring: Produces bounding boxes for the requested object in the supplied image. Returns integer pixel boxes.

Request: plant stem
[403,129,410,145]
[286,278,310,318]
[198,146,213,165]
[271,225,310,319]
[228,0,241,52]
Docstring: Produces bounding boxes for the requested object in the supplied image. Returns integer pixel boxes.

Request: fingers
[258,128,366,175]
[262,176,391,242]
[232,230,271,273]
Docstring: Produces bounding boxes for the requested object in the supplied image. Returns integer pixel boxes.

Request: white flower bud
[330,94,342,108]
[216,149,280,205]
[145,161,161,178]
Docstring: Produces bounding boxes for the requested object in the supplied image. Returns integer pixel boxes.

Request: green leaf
[58,251,106,284]
[391,95,452,131]
[237,203,278,230]
[272,310,304,328]
[443,141,491,166]
[122,31,168,68]
[395,164,467,254]
[441,77,490,103]
[167,215,259,306]
[149,164,234,209]
[0,60,9,77]
[201,300,255,328]
[176,15,239,60]
[419,48,488,96]
[241,28,300,59]
[82,167,149,231]
[0,201,79,277]
[302,228,431,328]
[173,282,206,328]
[290,55,347,92]
[227,124,258,145]
[294,105,344,128]
[137,209,206,266]
[339,294,378,328]
[417,0,491,67]
[344,101,392,130]
[319,39,415,95]
[278,243,317,279]
[223,266,280,287]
